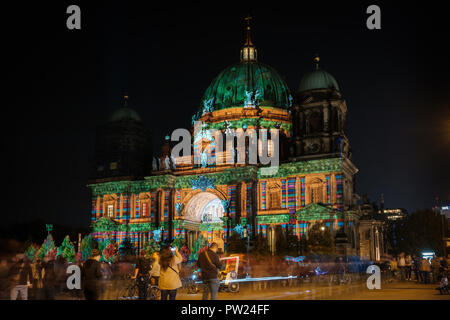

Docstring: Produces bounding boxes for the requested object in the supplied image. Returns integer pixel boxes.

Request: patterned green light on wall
[257,214,290,224]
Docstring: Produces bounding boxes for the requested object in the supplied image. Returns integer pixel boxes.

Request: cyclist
[133,257,152,300]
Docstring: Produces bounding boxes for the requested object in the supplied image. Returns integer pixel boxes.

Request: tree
[37,234,56,260]
[171,236,185,250]
[102,240,119,263]
[396,210,446,256]
[306,223,335,255]
[80,235,94,261]
[57,235,76,263]
[189,235,208,261]
[143,239,160,258]
[24,244,38,262]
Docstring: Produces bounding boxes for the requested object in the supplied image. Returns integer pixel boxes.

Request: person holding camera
[159,246,182,300]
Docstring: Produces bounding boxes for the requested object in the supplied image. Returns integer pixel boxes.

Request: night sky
[3,2,449,229]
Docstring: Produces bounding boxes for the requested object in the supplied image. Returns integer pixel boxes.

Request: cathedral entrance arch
[184,192,226,251]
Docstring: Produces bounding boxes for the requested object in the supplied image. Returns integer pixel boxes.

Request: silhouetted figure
[81,249,102,300]
[8,255,33,300]
[42,256,57,300]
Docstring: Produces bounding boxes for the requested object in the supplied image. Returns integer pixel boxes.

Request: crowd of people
[388,253,448,284]
[1,245,449,300]
[0,241,225,301]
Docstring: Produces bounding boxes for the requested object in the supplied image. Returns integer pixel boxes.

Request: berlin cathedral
[88,20,386,261]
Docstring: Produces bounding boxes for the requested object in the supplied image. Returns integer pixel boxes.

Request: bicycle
[118,277,139,300]
[118,277,159,300]
[148,284,160,300]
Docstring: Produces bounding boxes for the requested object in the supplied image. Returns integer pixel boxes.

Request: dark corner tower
[290,55,358,212]
[290,55,351,161]
[91,95,152,181]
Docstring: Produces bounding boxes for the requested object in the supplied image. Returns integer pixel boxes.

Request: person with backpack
[8,254,33,300]
[197,243,223,300]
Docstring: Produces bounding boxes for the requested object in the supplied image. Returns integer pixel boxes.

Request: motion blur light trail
[194,275,297,284]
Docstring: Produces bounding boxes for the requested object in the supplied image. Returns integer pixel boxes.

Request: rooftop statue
[202,97,215,115]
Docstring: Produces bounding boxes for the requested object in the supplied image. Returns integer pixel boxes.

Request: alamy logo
[366,5,381,30]
[66,265,81,290]
[366,265,381,289]
[66,5,81,30]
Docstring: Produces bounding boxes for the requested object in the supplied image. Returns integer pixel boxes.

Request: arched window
[269,189,281,209]
[308,178,324,204]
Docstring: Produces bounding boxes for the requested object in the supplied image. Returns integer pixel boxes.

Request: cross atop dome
[240,15,257,62]
[244,15,253,46]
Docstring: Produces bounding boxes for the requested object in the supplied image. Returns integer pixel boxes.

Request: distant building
[378,208,408,221]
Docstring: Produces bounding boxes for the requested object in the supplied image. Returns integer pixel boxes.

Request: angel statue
[202,97,215,115]
[254,90,262,106]
[244,90,254,108]
[164,155,171,170]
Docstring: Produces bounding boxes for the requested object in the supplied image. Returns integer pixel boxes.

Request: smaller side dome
[298,55,340,93]
[108,95,142,122]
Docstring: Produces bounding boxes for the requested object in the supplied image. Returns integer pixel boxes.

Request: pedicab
[218,254,246,293]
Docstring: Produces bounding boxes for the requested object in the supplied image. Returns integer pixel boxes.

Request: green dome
[108,107,142,122]
[298,69,340,93]
[199,61,292,114]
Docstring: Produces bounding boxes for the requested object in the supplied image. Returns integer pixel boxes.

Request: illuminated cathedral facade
[88,20,386,260]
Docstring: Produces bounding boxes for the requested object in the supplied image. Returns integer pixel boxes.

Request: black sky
[3,1,449,229]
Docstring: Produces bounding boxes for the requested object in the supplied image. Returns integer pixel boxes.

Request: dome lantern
[240,16,257,62]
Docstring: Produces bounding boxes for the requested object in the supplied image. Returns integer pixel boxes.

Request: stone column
[251,181,258,239]
[168,189,175,242]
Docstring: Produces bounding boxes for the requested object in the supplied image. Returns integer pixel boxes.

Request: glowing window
[142,203,148,217]
[107,205,114,217]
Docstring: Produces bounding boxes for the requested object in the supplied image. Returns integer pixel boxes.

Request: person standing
[413,255,422,282]
[159,246,183,300]
[405,254,413,281]
[42,256,57,299]
[150,252,160,287]
[81,248,102,300]
[389,257,398,281]
[31,259,43,299]
[398,253,406,281]
[197,243,223,300]
[133,257,151,300]
[420,257,431,284]
[8,254,33,300]
[431,255,441,284]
